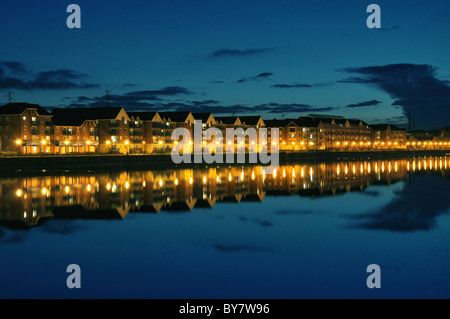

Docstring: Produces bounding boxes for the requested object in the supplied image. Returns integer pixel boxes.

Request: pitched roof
[51,107,124,126]
[192,112,213,122]
[159,111,192,123]
[370,124,390,130]
[0,102,50,115]
[263,118,296,127]
[389,125,406,131]
[215,116,240,125]
[295,117,321,127]
[238,116,263,126]
[128,111,158,121]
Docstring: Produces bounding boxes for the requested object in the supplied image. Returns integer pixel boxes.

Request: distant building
[0,103,53,154]
[370,124,407,149]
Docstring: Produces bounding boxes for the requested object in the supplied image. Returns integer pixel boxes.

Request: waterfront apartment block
[0,102,449,155]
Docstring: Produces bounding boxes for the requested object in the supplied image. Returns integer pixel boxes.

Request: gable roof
[239,116,263,126]
[51,107,124,126]
[263,118,296,127]
[128,111,159,121]
[159,111,192,123]
[370,124,390,130]
[192,112,214,122]
[215,116,240,125]
[0,102,51,116]
[295,117,321,127]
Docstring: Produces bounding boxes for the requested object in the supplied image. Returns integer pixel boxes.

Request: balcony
[109,122,120,128]
[62,130,77,136]
[153,122,169,129]
[45,121,54,126]
[109,129,120,136]
[45,130,55,135]
[90,131,98,136]
[129,123,143,128]
[152,130,164,136]
[31,121,40,126]
[130,130,143,136]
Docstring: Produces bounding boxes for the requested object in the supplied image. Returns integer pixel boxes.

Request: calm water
[1,157,450,299]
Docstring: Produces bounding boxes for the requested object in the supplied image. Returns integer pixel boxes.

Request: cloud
[346,175,450,232]
[274,209,313,215]
[64,87,193,110]
[339,63,450,129]
[271,83,313,88]
[0,61,99,90]
[238,216,273,227]
[345,100,381,108]
[254,103,336,114]
[237,72,273,83]
[210,47,277,58]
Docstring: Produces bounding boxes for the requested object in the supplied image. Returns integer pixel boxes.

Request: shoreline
[0,150,448,176]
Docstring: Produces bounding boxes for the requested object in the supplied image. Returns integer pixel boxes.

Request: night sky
[1,0,450,129]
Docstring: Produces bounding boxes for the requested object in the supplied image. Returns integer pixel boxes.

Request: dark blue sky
[1,0,450,129]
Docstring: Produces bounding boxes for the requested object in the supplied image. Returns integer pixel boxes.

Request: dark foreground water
[1,156,450,299]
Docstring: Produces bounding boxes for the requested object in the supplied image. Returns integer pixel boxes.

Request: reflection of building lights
[175,178,179,186]
[252,171,255,180]
[86,184,91,192]
[16,189,22,197]
[228,173,232,182]
[42,188,47,196]
[159,180,163,187]
[203,176,207,184]
[106,141,110,145]
[189,177,193,185]
[106,183,111,191]
[143,181,146,187]
[125,182,130,189]
[125,141,129,145]
[65,186,70,193]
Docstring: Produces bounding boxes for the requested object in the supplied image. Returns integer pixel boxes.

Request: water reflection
[0,156,449,231]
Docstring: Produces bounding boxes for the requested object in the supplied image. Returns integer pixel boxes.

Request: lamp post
[125,140,129,155]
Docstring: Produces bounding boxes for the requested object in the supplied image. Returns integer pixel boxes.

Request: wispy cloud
[0,61,100,90]
[271,83,313,88]
[210,47,277,58]
[237,72,273,83]
[345,100,381,108]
